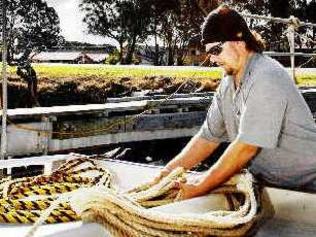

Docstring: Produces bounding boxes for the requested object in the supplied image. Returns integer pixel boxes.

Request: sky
[46,0,313,46]
[45,0,118,46]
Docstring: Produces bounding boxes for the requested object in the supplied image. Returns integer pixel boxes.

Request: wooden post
[288,23,297,84]
[1,0,8,178]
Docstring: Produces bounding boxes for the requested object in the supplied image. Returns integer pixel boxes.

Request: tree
[0,0,62,64]
[155,1,179,65]
[80,0,152,64]
[306,0,316,45]
[157,0,204,65]
[0,0,62,107]
[146,0,178,65]
[195,0,219,16]
[175,0,205,65]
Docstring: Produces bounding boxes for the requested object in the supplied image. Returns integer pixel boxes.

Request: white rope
[70,170,259,232]
[24,193,71,237]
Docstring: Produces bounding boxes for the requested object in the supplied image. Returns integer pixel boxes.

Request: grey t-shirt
[198,53,316,191]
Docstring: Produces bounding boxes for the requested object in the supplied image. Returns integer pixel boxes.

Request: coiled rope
[0,155,113,224]
[0,156,262,237]
[70,167,262,237]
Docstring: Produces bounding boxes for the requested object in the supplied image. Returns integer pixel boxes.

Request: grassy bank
[296,73,316,86]
[2,64,316,108]
[4,64,316,86]
[4,64,223,108]
[8,64,222,81]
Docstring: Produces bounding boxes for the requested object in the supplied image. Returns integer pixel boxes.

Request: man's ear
[232,41,247,52]
[235,41,246,47]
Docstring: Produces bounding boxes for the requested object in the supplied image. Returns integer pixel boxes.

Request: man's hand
[176,182,202,200]
[181,141,259,197]
[152,167,172,184]
[175,174,208,200]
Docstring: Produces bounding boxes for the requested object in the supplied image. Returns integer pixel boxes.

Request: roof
[86,53,108,62]
[32,51,109,62]
[33,51,82,61]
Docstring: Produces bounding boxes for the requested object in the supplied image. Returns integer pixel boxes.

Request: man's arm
[178,140,259,199]
[159,134,220,176]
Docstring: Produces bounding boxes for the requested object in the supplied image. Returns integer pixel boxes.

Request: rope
[0,155,263,237]
[0,155,114,225]
[70,168,262,237]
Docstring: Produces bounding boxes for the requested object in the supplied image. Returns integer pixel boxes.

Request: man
[156,5,316,200]
[17,61,40,107]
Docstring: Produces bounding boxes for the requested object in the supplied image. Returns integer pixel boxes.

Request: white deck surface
[1,158,316,236]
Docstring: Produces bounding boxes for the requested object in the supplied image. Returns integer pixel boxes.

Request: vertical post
[287,16,299,84]
[41,116,50,155]
[1,0,8,176]
[289,25,296,84]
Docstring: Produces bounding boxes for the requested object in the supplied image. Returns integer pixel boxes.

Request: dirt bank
[7,75,219,108]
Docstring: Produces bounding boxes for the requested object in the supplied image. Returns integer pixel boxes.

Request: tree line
[0,0,315,66]
[80,0,316,65]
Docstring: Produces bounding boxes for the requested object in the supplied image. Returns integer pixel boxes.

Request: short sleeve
[197,92,228,143]
[236,78,287,148]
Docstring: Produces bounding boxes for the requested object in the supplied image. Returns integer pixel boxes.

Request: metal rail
[242,13,316,83]
[264,52,316,57]
[242,13,316,28]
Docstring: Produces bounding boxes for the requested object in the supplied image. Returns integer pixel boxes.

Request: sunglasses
[206,42,224,56]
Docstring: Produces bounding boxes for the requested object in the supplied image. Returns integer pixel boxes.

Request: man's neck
[234,51,254,89]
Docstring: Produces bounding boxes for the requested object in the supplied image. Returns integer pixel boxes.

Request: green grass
[2,63,316,86]
[24,64,222,80]
[296,73,316,86]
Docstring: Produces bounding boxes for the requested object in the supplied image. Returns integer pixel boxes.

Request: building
[32,51,108,64]
[185,35,207,66]
[32,44,115,64]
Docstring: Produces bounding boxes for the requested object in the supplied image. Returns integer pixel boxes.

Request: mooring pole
[287,17,297,84]
[1,0,8,176]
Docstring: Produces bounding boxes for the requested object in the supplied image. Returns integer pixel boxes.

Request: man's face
[205,41,241,76]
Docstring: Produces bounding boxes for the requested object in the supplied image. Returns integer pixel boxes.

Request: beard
[222,65,236,76]
[216,59,237,76]
[225,68,234,75]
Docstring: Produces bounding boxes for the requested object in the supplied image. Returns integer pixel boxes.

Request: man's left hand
[176,183,202,200]
[175,176,207,200]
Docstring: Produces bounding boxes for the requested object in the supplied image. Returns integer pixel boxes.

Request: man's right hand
[153,167,173,184]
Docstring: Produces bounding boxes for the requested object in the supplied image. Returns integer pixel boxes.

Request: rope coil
[0,155,113,224]
[71,167,262,237]
[0,156,263,237]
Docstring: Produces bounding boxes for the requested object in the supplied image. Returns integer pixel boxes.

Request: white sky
[45,0,118,46]
[46,0,312,46]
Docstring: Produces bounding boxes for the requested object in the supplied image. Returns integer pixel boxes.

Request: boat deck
[0,156,316,236]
